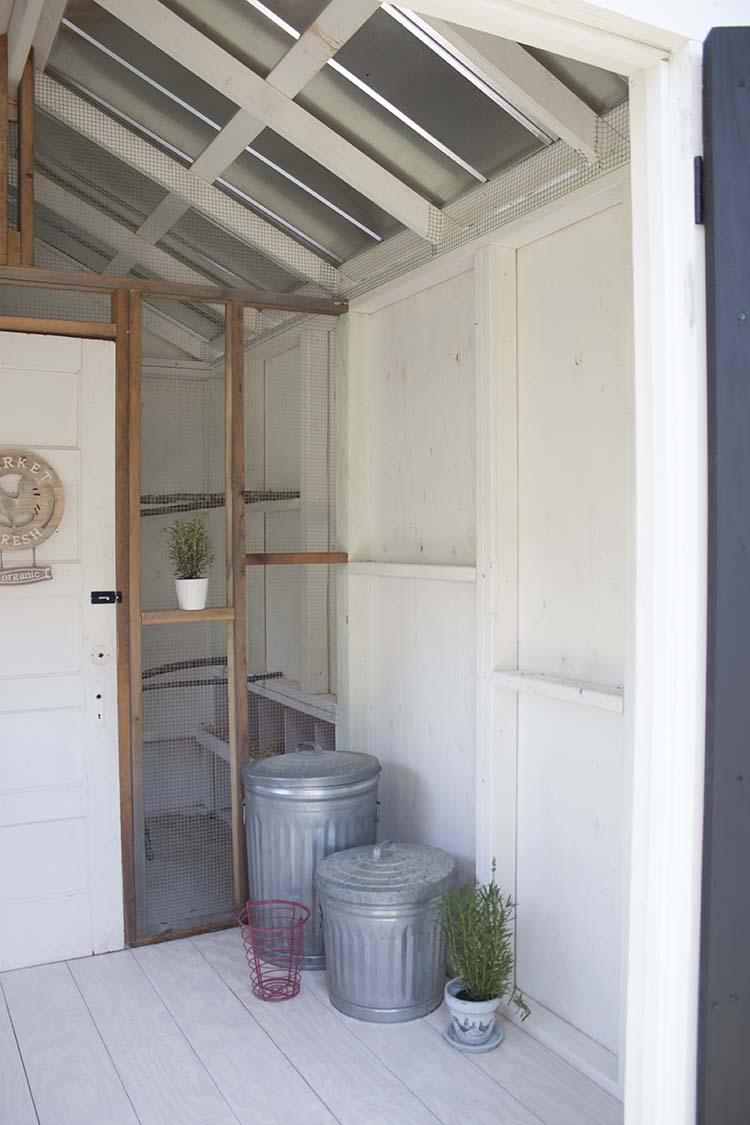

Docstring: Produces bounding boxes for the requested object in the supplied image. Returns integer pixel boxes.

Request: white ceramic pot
[175,577,208,610]
[445,977,502,1047]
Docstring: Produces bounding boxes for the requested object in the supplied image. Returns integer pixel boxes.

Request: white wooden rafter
[31,0,65,73]
[93,0,444,243]
[409,0,667,75]
[417,16,599,162]
[107,0,380,275]
[7,0,44,91]
[36,72,339,292]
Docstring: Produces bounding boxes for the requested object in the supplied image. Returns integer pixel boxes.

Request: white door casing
[0,332,123,971]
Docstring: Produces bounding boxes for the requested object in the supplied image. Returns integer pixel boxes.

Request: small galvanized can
[315,840,456,1022]
[242,745,380,969]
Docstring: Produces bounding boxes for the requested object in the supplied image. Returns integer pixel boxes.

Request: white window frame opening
[347,3,712,1122]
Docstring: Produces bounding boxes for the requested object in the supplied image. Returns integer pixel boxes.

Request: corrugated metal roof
[27,0,628,345]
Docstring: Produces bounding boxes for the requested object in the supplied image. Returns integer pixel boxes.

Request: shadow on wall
[377,760,475,885]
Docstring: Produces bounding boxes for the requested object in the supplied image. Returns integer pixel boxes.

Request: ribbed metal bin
[315,840,456,1022]
[241,745,380,970]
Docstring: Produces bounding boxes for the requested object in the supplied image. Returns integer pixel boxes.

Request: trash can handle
[296,741,323,753]
[373,840,396,861]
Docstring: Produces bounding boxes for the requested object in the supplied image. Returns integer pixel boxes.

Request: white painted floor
[0,928,624,1125]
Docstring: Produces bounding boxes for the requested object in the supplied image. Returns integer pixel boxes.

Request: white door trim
[462,7,706,1121]
[623,43,707,1125]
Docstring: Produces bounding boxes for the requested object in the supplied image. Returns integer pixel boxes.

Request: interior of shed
[0,0,633,1106]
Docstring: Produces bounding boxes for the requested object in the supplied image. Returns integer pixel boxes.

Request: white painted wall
[342,196,633,1089]
[341,270,478,881]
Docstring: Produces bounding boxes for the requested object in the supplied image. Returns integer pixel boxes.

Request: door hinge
[694,155,704,225]
[91,590,123,604]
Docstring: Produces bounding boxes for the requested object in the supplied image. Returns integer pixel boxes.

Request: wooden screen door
[0,330,123,971]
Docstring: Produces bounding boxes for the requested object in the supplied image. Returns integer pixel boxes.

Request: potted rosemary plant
[164,515,214,610]
[439,864,530,1051]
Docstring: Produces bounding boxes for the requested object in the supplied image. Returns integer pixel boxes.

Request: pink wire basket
[238,900,310,1002]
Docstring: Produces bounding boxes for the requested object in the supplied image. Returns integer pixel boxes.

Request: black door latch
[91,591,123,604]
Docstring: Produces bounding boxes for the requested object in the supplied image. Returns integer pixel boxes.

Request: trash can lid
[315,840,456,905]
[241,744,380,790]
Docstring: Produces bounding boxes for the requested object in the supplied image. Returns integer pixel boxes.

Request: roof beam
[37,73,340,291]
[407,0,665,76]
[418,16,599,162]
[31,0,65,73]
[93,0,444,242]
[7,0,44,91]
[107,0,379,275]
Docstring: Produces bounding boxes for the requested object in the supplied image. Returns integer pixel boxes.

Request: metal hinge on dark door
[695,155,705,224]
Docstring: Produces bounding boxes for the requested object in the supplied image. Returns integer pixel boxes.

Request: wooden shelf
[247,676,337,724]
[245,552,349,566]
[141,607,235,625]
[491,669,624,713]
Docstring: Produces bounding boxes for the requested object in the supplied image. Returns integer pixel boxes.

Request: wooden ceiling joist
[0,263,349,315]
[37,236,225,360]
[93,0,445,243]
[106,0,380,276]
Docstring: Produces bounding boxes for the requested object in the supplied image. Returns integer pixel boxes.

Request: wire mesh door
[130,295,247,942]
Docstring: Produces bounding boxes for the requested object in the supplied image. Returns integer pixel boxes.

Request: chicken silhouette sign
[0,449,64,585]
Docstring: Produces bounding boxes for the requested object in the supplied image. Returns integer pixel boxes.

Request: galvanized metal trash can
[315,840,456,1022]
[241,745,380,969]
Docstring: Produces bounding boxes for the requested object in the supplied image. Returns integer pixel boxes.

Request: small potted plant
[439,863,530,1051]
[163,515,214,610]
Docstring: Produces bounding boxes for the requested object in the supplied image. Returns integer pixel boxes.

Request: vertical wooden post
[112,288,136,946]
[0,36,8,267]
[128,290,145,938]
[226,301,248,910]
[18,50,33,266]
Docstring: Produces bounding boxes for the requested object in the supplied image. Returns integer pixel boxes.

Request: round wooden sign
[0,449,65,550]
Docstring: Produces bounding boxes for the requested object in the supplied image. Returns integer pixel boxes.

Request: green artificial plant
[439,862,530,1017]
[163,515,214,580]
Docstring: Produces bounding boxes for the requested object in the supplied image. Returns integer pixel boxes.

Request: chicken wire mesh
[245,319,338,701]
[139,620,234,939]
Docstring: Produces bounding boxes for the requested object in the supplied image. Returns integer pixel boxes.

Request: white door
[0,332,123,970]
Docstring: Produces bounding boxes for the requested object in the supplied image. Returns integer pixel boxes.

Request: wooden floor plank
[0,984,38,1125]
[133,938,334,1125]
[303,970,543,1125]
[424,1002,624,1125]
[0,961,138,1125]
[194,928,439,1125]
[69,949,239,1125]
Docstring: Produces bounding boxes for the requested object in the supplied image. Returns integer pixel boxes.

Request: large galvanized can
[315,840,456,1022]
[241,745,380,969]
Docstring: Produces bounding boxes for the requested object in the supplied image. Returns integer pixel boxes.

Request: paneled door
[0,331,123,970]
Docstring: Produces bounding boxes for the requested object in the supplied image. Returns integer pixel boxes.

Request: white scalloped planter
[444,977,502,1048]
[175,577,208,610]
